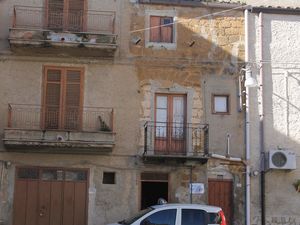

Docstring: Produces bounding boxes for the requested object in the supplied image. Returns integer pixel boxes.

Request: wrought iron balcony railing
[144,121,208,157]
[7,104,114,132]
[12,5,116,34]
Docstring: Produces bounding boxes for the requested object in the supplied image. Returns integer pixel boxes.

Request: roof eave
[251,6,300,15]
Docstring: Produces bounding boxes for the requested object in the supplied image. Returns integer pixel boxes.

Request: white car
[110,203,227,225]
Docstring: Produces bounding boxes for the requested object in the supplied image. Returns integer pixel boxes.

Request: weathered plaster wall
[0,0,129,57]
[248,12,300,225]
[203,75,244,156]
[0,60,140,153]
[208,159,246,225]
[130,3,245,157]
[130,4,245,61]
[0,0,44,52]
[0,154,218,225]
[129,4,246,225]
[0,154,138,225]
[0,1,247,225]
[0,58,222,225]
[0,59,141,225]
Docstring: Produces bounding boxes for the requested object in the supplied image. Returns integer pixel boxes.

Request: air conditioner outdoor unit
[265,150,296,170]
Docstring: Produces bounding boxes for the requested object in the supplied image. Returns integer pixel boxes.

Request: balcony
[143,122,209,163]
[3,104,115,154]
[9,5,117,57]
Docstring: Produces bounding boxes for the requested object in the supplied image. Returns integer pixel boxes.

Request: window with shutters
[43,66,84,130]
[145,10,177,50]
[150,16,173,43]
[47,0,86,32]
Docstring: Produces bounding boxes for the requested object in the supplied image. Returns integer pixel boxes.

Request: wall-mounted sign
[189,183,205,194]
[89,187,96,194]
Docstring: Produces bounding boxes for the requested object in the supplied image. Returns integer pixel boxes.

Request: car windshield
[119,207,154,225]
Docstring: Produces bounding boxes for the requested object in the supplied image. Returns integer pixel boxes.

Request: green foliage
[293,179,300,192]
[99,116,111,132]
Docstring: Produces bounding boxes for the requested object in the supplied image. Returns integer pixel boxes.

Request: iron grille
[144,121,208,157]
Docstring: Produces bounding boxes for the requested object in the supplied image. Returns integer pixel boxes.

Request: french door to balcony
[43,67,84,130]
[155,94,186,154]
[47,0,86,32]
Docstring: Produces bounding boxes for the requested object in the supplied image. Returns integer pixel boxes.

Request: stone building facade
[0,1,246,225]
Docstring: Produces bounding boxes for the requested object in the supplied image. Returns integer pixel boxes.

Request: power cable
[130,4,249,33]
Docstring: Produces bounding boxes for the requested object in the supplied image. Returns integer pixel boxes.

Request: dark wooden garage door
[13,167,88,225]
[208,179,233,225]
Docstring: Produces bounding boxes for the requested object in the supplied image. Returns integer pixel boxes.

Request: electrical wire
[127,5,300,67]
[130,4,249,33]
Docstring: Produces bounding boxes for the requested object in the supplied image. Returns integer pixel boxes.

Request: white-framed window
[212,94,230,114]
[145,10,177,50]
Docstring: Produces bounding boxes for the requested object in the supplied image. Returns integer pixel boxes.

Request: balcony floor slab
[3,128,115,154]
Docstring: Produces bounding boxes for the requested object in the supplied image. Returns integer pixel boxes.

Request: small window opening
[212,94,230,114]
[103,172,115,184]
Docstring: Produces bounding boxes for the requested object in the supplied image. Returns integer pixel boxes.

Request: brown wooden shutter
[47,0,64,30]
[44,67,83,130]
[161,17,173,43]
[45,69,62,129]
[64,70,82,130]
[150,16,161,42]
[67,0,84,31]
[68,0,85,10]
[47,0,85,31]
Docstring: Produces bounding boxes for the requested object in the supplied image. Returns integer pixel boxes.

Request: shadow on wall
[249,14,300,222]
[130,5,246,158]
[130,6,245,74]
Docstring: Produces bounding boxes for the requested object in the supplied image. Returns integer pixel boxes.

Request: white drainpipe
[244,9,251,225]
[259,12,266,225]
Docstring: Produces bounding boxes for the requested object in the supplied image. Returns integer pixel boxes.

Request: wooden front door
[208,179,233,225]
[155,94,186,154]
[13,167,88,225]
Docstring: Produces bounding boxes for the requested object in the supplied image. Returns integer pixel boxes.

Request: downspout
[244,9,251,225]
[259,12,266,225]
[189,166,193,204]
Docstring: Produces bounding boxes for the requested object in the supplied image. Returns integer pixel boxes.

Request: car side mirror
[216,216,222,224]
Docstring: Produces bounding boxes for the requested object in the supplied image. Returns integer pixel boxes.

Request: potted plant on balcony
[98,116,111,132]
[293,180,300,192]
